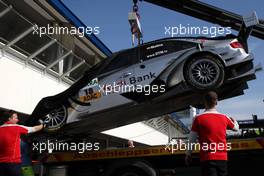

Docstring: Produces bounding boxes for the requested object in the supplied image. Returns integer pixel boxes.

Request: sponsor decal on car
[75,78,102,102]
[79,92,102,102]
[86,78,99,88]
[146,43,163,50]
[146,50,168,59]
[129,72,157,84]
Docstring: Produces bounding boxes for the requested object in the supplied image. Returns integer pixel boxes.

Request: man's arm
[185,115,199,166]
[186,131,198,155]
[32,124,45,132]
[227,116,239,131]
[20,124,45,134]
[185,131,198,166]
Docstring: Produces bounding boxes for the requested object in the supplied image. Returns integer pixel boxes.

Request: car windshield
[100,49,138,74]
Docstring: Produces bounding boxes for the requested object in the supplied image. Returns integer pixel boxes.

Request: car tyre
[42,105,68,131]
[184,55,224,90]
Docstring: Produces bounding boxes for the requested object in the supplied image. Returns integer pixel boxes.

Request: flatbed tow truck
[33,118,264,176]
[40,137,264,176]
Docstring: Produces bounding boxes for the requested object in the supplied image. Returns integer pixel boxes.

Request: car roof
[143,34,237,45]
[115,34,237,55]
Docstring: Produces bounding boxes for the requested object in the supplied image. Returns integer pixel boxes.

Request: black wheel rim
[189,59,220,87]
[44,106,67,129]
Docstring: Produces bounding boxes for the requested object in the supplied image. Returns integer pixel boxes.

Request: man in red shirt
[0,110,44,176]
[185,91,239,176]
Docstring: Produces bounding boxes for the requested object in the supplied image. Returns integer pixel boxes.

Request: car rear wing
[238,11,259,53]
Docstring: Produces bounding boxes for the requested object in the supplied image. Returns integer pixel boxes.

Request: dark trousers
[0,163,22,176]
[201,160,228,176]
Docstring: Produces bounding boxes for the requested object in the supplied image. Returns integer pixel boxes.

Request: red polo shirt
[191,111,235,161]
[0,122,33,163]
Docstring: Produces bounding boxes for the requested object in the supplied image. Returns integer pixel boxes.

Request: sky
[63,0,264,120]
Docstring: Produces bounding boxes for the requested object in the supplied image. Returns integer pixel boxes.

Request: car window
[141,40,196,61]
[101,48,137,73]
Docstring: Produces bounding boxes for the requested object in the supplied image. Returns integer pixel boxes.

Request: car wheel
[42,105,68,131]
[184,55,224,90]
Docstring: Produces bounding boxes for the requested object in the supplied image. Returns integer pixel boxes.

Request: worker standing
[0,110,45,176]
[128,140,135,148]
[185,91,239,176]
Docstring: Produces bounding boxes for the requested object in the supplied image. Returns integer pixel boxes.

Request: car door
[133,40,197,87]
[67,50,137,122]
[133,42,173,87]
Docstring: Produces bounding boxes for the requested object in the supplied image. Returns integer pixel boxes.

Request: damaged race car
[28,15,261,134]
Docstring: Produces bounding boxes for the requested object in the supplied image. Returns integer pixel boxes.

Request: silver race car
[29,17,260,134]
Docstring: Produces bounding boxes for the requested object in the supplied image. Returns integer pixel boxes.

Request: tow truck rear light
[230,41,243,49]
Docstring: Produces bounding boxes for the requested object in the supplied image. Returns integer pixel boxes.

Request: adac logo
[79,92,101,102]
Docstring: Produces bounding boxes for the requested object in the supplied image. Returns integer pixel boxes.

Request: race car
[28,18,260,134]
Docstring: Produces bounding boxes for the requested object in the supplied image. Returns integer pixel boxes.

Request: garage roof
[0,0,112,84]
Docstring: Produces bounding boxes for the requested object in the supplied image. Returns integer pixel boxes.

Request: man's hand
[229,117,239,131]
[38,119,47,129]
[185,154,192,166]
